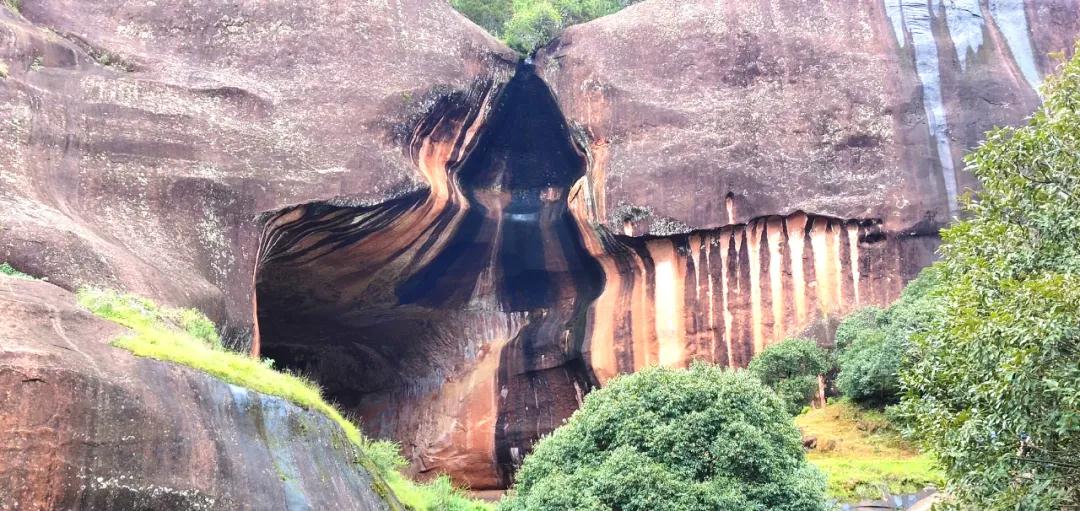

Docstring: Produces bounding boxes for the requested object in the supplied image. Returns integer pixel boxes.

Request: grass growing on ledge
[76,287,491,511]
[795,399,943,502]
[1,262,37,280]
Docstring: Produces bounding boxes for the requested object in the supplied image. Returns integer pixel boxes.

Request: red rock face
[254,65,604,488]
[535,0,1079,232]
[575,213,938,384]
[2,0,1079,495]
[0,0,515,325]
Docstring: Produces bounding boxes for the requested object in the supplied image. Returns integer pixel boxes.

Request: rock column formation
[576,213,936,385]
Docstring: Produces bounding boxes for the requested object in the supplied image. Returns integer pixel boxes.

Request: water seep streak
[885,0,960,217]
[988,0,1042,91]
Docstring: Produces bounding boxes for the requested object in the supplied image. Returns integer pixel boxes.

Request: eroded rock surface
[2,0,1078,494]
[0,0,514,325]
[0,276,399,511]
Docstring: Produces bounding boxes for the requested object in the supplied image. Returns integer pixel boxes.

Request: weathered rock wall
[537,0,1080,232]
[574,212,938,385]
[2,0,1078,495]
[0,0,515,326]
[0,276,400,510]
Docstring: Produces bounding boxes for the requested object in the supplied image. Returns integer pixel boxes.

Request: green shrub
[453,0,645,54]
[833,306,883,352]
[452,0,515,35]
[835,330,902,406]
[503,2,563,55]
[500,364,827,511]
[747,338,829,415]
[834,269,940,407]
[898,47,1080,509]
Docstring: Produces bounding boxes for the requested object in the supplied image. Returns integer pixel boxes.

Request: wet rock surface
[0,0,514,324]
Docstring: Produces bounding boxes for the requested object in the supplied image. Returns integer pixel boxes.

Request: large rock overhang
[251,62,941,490]
[254,64,606,489]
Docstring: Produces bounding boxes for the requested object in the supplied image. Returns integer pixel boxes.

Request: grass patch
[1,262,37,280]
[795,400,943,502]
[77,287,491,511]
[3,0,19,14]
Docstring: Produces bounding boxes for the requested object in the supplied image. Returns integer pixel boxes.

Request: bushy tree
[499,364,827,511]
[451,0,515,36]
[747,338,829,415]
[900,49,1080,509]
[833,306,883,352]
[453,0,645,54]
[835,269,940,406]
[503,2,564,54]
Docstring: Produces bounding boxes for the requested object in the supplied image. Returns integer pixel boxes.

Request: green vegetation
[898,49,1080,510]
[0,262,36,280]
[91,50,134,72]
[747,338,829,415]
[834,269,940,406]
[796,400,942,502]
[500,364,827,511]
[77,288,490,511]
[0,62,8,78]
[3,0,19,14]
[452,0,644,54]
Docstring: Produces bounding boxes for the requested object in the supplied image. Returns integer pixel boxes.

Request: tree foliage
[503,2,564,55]
[499,364,827,511]
[835,269,941,406]
[452,0,644,54]
[748,338,830,415]
[900,49,1080,509]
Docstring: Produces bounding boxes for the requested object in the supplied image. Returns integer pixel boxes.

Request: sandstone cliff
[0,0,515,325]
[1,0,1078,495]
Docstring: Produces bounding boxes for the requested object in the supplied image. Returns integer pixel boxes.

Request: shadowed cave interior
[254,64,604,487]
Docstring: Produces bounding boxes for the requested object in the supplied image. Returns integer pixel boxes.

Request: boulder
[0,276,400,510]
[535,0,1080,233]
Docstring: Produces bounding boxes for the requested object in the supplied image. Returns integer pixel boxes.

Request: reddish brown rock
[535,0,1079,232]
[0,0,514,324]
[0,276,401,510]
[2,0,1079,494]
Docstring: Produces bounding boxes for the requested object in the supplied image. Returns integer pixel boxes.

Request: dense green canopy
[747,338,830,415]
[499,365,827,511]
[834,269,940,406]
[900,48,1080,509]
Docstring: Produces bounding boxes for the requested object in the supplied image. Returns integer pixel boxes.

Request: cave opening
[253,63,604,488]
